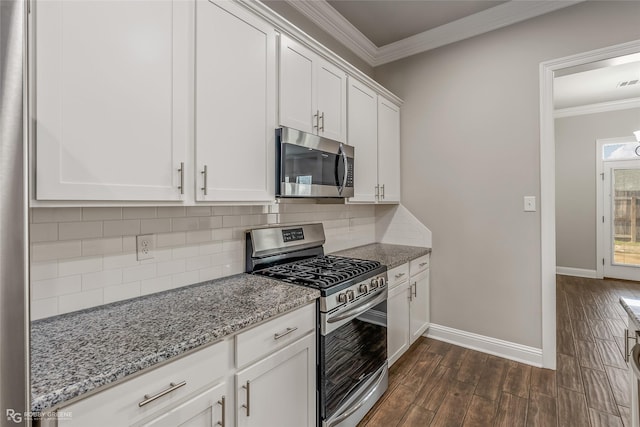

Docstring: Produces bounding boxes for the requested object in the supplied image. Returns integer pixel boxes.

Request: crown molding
[554,97,640,118]
[285,0,583,67]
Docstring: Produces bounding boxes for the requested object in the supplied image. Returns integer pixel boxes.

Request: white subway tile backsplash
[122,264,156,283]
[58,257,102,277]
[123,207,157,219]
[82,237,123,256]
[104,281,141,304]
[140,218,171,234]
[30,203,378,319]
[186,206,211,217]
[31,223,59,243]
[82,269,122,290]
[31,297,59,320]
[157,232,186,248]
[58,289,103,314]
[32,275,81,299]
[32,208,82,223]
[59,221,103,240]
[157,206,185,218]
[31,261,58,281]
[103,220,140,237]
[82,207,122,221]
[32,240,82,261]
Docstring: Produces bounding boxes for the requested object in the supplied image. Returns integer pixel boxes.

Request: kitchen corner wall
[29,203,376,320]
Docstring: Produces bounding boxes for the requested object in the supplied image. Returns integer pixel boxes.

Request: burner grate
[255,255,381,289]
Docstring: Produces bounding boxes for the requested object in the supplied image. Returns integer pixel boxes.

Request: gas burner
[255,255,382,289]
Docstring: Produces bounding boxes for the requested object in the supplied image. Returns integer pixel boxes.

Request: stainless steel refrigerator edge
[0,0,30,425]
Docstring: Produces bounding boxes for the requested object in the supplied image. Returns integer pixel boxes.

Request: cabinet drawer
[410,254,430,275]
[236,303,315,369]
[59,340,229,427]
[387,263,409,290]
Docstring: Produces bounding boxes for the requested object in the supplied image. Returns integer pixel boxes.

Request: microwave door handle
[336,146,347,194]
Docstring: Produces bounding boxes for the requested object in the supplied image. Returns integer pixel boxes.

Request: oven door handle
[327,365,387,427]
[631,342,640,379]
[328,291,387,324]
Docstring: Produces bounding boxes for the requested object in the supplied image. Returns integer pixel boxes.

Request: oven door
[319,291,388,427]
[277,127,354,198]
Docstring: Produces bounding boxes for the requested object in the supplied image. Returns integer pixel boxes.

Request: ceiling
[283,0,582,66]
[326,1,506,47]
[554,53,640,110]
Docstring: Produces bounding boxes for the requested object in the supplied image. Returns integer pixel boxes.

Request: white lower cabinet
[387,254,430,366]
[235,333,316,427]
[137,382,226,427]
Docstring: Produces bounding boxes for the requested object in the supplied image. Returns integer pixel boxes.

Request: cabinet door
[316,59,347,143]
[347,79,378,202]
[236,333,316,427]
[138,382,226,427]
[195,0,276,202]
[409,269,430,344]
[279,35,315,135]
[388,281,410,367]
[377,97,401,203]
[35,0,187,201]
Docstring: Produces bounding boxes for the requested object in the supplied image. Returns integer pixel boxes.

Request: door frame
[540,38,640,369]
[596,137,639,279]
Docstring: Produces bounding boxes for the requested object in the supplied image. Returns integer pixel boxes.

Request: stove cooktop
[254,255,383,290]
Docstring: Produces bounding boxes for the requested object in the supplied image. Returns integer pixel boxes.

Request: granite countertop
[30,274,319,413]
[620,297,640,329]
[332,243,431,269]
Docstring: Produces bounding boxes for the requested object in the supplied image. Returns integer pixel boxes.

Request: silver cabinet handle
[313,110,319,130]
[394,272,405,279]
[216,395,225,427]
[625,329,638,363]
[380,184,385,199]
[412,282,417,298]
[178,162,185,195]
[274,327,298,340]
[419,262,428,267]
[241,381,250,416]
[138,381,186,407]
[375,185,379,198]
[319,112,324,131]
[201,165,208,195]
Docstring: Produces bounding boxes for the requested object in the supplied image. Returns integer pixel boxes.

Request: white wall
[556,108,640,271]
[374,1,640,348]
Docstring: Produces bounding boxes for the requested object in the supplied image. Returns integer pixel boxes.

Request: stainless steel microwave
[276,127,354,198]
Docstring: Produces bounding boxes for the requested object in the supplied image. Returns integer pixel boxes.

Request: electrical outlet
[136,234,155,260]
[524,196,536,212]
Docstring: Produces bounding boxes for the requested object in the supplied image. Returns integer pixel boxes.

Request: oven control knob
[358,283,368,294]
[378,277,386,287]
[337,293,347,303]
[370,278,379,289]
[346,290,355,301]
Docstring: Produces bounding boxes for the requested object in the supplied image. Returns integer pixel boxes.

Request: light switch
[524,196,536,212]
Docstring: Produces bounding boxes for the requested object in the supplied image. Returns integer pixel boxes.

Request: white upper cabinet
[377,97,401,203]
[279,35,347,143]
[35,0,189,201]
[195,0,276,202]
[347,79,378,203]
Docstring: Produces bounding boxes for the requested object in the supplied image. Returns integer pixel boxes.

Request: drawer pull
[216,395,225,427]
[394,273,405,279]
[412,282,417,297]
[274,327,298,340]
[419,262,428,267]
[138,381,186,407]
[242,381,251,416]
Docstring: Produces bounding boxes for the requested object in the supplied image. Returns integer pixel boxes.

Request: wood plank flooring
[357,275,640,426]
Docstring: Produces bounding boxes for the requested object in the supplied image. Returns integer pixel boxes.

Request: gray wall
[556,108,640,271]
[374,1,640,348]
[262,1,374,77]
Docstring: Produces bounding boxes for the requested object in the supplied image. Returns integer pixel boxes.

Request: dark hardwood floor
[358,275,640,426]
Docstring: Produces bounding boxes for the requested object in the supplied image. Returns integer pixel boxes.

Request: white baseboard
[426,324,543,367]
[556,266,598,278]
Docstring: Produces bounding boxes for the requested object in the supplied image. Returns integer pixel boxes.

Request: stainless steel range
[246,223,388,427]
